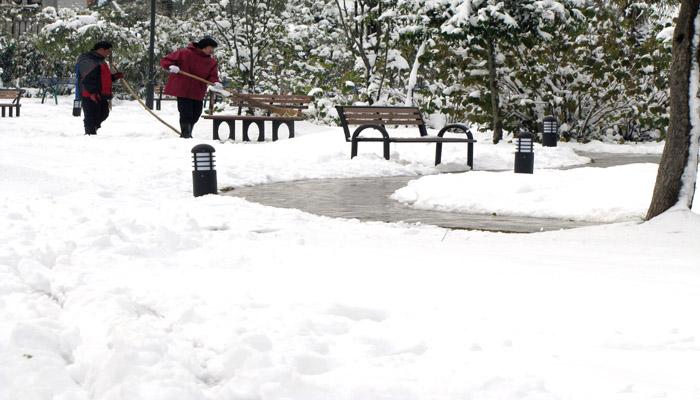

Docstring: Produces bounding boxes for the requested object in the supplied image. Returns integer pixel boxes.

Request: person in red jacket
[160,36,222,138]
[76,41,124,135]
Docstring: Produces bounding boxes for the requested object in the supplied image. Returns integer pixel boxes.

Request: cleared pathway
[225,152,661,233]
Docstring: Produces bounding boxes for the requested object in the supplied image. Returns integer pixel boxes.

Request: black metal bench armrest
[352,124,389,140]
[437,123,475,141]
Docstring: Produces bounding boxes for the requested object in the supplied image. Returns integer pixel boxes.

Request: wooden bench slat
[343,113,422,118]
[344,115,422,121]
[345,119,424,126]
[345,114,422,120]
[233,103,308,107]
[342,106,420,112]
[343,109,421,113]
[343,112,422,118]
[245,95,313,99]
[230,104,310,110]
[203,115,303,121]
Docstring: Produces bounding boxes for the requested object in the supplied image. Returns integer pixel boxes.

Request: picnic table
[0,88,24,117]
[38,77,75,105]
[202,93,313,141]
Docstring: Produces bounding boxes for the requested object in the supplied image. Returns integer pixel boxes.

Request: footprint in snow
[326,303,388,322]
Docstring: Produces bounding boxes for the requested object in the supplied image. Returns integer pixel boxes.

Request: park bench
[38,77,74,105]
[336,105,476,167]
[0,89,23,118]
[154,84,177,111]
[202,93,313,141]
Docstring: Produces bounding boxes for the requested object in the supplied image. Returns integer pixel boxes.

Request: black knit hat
[92,41,113,50]
[196,36,218,49]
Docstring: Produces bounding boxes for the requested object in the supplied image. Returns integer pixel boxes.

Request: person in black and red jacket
[76,41,123,135]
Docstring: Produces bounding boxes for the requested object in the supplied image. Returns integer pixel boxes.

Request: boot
[180,123,192,138]
[84,127,96,135]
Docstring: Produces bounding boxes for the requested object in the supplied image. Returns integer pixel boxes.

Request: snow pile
[563,140,664,154]
[392,164,660,222]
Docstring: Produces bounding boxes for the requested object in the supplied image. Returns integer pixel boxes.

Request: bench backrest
[38,77,74,86]
[0,89,22,103]
[336,106,427,141]
[209,92,313,115]
[229,94,313,110]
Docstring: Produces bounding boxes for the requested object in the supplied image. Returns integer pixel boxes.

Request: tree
[332,0,403,104]
[196,0,287,93]
[533,2,673,142]
[440,0,578,143]
[646,0,700,219]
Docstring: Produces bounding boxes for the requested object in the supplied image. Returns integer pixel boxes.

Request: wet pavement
[224,151,661,233]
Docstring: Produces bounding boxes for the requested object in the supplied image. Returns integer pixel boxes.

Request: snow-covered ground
[1,97,699,400]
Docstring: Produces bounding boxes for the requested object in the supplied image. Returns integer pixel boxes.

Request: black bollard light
[191,144,218,197]
[542,115,558,147]
[514,132,534,174]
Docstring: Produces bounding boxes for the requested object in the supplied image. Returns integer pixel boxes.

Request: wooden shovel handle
[176,70,300,117]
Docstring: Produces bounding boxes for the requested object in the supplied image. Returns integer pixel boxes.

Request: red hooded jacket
[160,43,220,101]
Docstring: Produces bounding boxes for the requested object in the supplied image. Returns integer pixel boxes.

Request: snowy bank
[391,164,664,222]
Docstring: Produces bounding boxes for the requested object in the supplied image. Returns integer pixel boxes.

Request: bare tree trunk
[486,40,503,144]
[335,0,378,103]
[405,41,426,106]
[334,0,372,77]
[245,2,256,93]
[375,25,391,103]
[646,0,700,219]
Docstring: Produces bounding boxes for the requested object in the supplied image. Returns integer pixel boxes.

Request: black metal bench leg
[156,99,161,111]
[435,143,443,166]
[243,121,265,142]
[271,121,295,141]
[226,121,236,141]
[242,120,251,142]
[213,120,222,141]
[9,106,13,118]
[468,142,474,169]
[1,107,5,118]
[16,106,19,117]
[256,121,265,142]
[272,120,281,141]
[351,140,358,158]
[383,140,390,160]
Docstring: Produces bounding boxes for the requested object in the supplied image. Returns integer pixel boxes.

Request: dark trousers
[177,97,204,125]
[177,97,204,138]
[82,97,110,135]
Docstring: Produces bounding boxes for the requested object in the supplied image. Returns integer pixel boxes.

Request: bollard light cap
[543,115,557,123]
[191,144,216,154]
